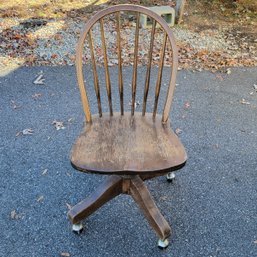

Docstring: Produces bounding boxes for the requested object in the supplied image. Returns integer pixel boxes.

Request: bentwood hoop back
[68,4,187,249]
[75,4,178,123]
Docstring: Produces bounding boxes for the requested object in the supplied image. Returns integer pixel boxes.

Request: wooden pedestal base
[68,175,171,241]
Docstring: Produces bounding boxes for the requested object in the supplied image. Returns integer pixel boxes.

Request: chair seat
[70,112,187,175]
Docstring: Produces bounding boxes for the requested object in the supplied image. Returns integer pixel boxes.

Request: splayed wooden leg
[129,175,171,240]
[68,175,123,224]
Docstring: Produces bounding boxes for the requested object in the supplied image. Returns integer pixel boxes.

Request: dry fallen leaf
[11,100,20,109]
[10,210,23,220]
[129,100,140,109]
[10,210,17,219]
[175,128,182,135]
[32,93,42,99]
[160,196,168,201]
[60,252,70,257]
[16,131,22,137]
[216,74,224,81]
[22,128,34,135]
[226,68,231,75]
[52,120,65,130]
[37,195,44,202]
[66,203,72,210]
[240,99,250,105]
[33,71,45,85]
[42,169,48,175]
[184,101,190,109]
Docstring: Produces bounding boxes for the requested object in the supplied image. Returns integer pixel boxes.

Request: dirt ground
[0,0,256,71]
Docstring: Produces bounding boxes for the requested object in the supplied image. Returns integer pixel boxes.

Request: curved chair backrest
[76,4,178,124]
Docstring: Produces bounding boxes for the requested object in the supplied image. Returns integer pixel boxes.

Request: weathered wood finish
[70,5,186,245]
[142,19,156,116]
[129,176,171,240]
[75,4,178,123]
[68,175,171,241]
[71,112,187,175]
[68,175,123,224]
[131,12,140,115]
[153,32,167,119]
[100,18,113,116]
[116,12,124,115]
[88,30,102,117]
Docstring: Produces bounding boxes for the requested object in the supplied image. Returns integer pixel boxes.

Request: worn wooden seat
[71,112,186,174]
[68,4,187,249]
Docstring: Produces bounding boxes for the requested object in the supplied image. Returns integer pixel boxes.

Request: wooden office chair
[68,4,187,249]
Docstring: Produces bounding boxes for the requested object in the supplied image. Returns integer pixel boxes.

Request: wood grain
[88,30,102,117]
[129,176,171,240]
[75,4,178,123]
[68,174,171,241]
[153,32,167,119]
[142,19,156,116]
[68,175,122,224]
[116,11,124,115]
[71,112,187,175]
[100,18,113,116]
[131,12,140,116]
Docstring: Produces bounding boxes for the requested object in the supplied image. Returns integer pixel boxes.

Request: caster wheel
[158,238,169,249]
[72,222,83,234]
[166,172,175,182]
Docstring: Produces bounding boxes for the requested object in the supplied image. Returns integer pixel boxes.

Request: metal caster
[166,172,175,182]
[72,222,83,234]
[158,238,169,249]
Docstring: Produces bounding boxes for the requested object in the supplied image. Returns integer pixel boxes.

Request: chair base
[68,174,171,247]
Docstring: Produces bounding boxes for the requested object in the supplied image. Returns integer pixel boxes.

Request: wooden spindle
[153,32,167,119]
[100,18,113,116]
[116,12,124,115]
[88,30,102,117]
[142,19,156,116]
[76,39,92,123]
[131,12,140,116]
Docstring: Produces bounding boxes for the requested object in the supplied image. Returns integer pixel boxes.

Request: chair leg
[68,175,123,225]
[129,176,171,241]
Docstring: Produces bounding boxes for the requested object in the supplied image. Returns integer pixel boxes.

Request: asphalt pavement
[0,66,256,257]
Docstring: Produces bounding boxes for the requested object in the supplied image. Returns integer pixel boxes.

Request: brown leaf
[240,99,250,105]
[60,253,70,257]
[42,169,48,175]
[160,196,168,201]
[52,120,65,130]
[216,74,224,81]
[51,54,58,59]
[16,131,22,137]
[37,195,44,202]
[184,101,190,109]
[22,128,34,135]
[10,210,23,220]
[11,100,20,109]
[32,93,42,99]
[175,128,182,135]
[54,34,63,40]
